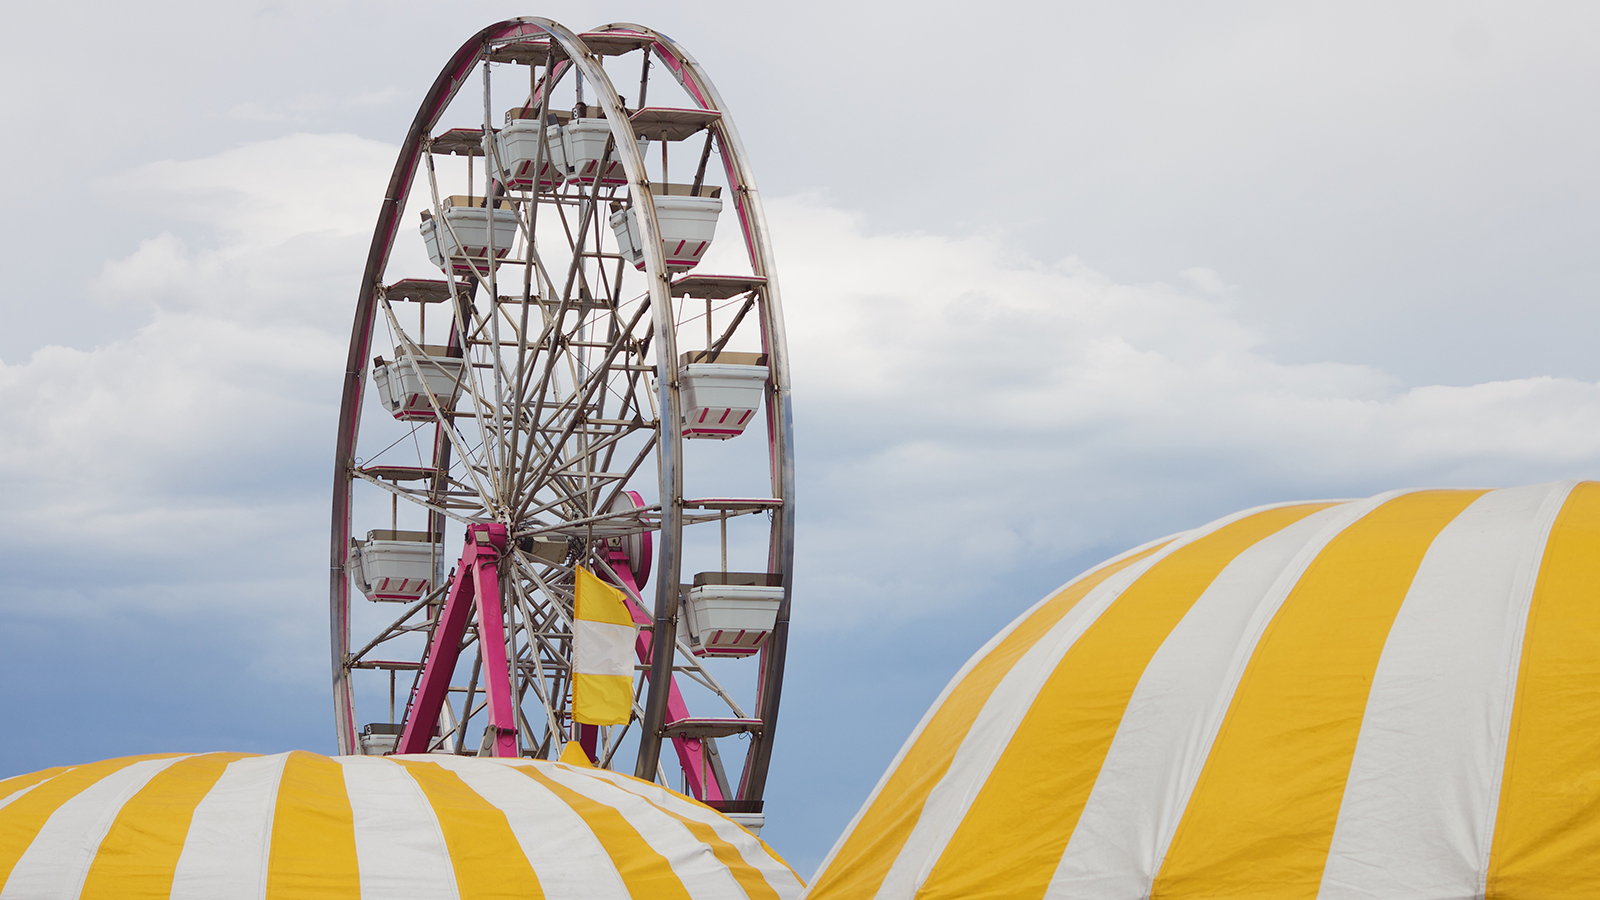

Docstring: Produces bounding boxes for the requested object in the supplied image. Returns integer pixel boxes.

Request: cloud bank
[5,133,1600,637]
[770,199,1600,623]
[4,128,1600,875]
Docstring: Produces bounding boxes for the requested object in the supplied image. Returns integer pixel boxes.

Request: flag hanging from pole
[572,566,638,726]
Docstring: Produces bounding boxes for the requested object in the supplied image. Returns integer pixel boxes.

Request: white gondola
[358,723,402,756]
[419,195,518,277]
[349,530,442,602]
[371,345,465,421]
[496,109,570,191]
[678,350,768,439]
[681,572,784,658]
[562,115,647,186]
[610,184,723,272]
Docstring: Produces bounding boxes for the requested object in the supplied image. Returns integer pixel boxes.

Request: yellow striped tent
[0,750,803,900]
[807,481,1600,900]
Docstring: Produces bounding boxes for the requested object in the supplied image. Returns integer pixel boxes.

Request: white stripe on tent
[426,756,632,900]
[1,756,189,900]
[1318,482,1573,899]
[341,756,459,900]
[170,753,287,900]
[1045,504,1352,898]
[1043,492,1404,900]
[587,767,806,895]
[804,524,1200,883]
[869,512,1243,900]
[541,763,747,900]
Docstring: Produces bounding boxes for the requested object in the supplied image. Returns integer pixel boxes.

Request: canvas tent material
[804,480,1600,900]
[0,750,803,900]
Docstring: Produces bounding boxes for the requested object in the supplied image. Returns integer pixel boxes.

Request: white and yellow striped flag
[572,566,638,725]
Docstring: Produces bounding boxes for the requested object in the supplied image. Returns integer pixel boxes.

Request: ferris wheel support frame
[330,18,796,805]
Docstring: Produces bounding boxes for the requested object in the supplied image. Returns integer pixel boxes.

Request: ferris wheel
[328,17,795,824]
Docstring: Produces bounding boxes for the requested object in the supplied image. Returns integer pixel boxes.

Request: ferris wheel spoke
[351,470,484,524]
[445,652,483,754]
[517,411,640,490]
[347,594,439,669]
[507,584,568,743]
[442,303,513,508]
[518,473,625,525]
[376,299,502,508]
[547,430,660,528]
[508,562,578,749]
[515,503,661,540]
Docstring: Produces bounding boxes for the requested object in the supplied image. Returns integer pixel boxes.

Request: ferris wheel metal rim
[328,17,796,805]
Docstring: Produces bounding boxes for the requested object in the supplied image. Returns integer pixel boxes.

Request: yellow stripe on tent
[0,754,185,889]
[1488,481,1600,897]
[79,752,248,900]
[803,542,1170,900]
[654,805,784,900]
[395,759,545,900]
[1153,489,1483,899]
[513,765,694,900]
[601,770,805,886]
[265,751,359,899]
[921,503,1334,900]
[598,777,788,900]
[0,768,67,805]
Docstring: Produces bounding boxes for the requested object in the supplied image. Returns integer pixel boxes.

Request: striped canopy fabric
[0,750,803,900]
[807,481,1600,900]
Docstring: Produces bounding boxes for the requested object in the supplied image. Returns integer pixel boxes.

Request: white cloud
[767,197,1600,623]
[1180,267,1233,296]
[228,87,402,123]
[0,136,366,628]
[100,133,394,243]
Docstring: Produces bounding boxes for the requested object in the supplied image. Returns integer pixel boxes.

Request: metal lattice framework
[328,18,795,814]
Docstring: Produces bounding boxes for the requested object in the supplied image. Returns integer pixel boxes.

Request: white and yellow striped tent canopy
[0,750,803,900]
[807,481,1600,900]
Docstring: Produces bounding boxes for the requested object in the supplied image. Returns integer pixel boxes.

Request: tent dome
[0,750,802,899]
[807,481,1600,900]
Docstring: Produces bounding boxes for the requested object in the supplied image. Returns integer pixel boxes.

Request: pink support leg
[471,525,519,758]
[576,723,599,761]
[398,523,516,757]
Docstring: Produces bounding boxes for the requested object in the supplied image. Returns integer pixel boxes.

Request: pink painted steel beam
[397,539,478,754]
[471,524,519,757]
[398,523,516,756]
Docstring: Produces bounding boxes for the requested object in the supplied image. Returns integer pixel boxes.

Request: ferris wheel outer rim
[331,18,552,756]
[329,18,794,801]
[593,20,799,800]
[331,16,683,756]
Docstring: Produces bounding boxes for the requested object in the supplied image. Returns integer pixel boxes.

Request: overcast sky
[3,0,1599,876]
